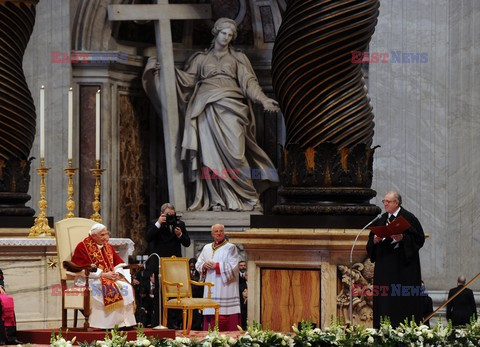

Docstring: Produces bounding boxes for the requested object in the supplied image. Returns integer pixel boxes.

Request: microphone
[142,252,161,270]
[349,214,381,324]
[142,253,168,329]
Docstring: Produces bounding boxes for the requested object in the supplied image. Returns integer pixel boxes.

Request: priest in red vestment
[71,223,136,329]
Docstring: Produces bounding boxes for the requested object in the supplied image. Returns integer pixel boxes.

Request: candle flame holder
[29,158,53,238]
[64,158,77,218]
[90,160,105,223]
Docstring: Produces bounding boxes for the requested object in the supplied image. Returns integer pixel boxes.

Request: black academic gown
[366,207,425,328]
[145,220,191,271]
[446,285,477,326]
[422,294,433,327]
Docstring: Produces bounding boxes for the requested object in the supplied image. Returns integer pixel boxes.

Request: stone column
[0,0,38,216]
[271,0,381,218]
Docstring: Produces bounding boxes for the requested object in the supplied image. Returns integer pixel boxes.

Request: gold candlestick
[64,158,77,218]
[29,158,53,238]
[90,160,105,223]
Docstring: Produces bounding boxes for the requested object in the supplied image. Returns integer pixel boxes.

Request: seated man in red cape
[71,223,136,329]
[0,269,22,345]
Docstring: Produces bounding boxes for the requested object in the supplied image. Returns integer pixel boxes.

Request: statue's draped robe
[144,47,278,211]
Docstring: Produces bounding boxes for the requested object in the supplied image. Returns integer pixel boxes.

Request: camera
[165,213,179,226]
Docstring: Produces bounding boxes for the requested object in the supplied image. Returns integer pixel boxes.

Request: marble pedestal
[0,238,134,329]
[227,228,369,331]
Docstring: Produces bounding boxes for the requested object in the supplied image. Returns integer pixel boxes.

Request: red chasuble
[71,236,126,312]
[0,294,15,326]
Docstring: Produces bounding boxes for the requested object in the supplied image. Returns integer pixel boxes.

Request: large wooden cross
[108,1,211,211]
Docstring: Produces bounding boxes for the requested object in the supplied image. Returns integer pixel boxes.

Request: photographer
[146,203,191,260]
[145,202,191,329]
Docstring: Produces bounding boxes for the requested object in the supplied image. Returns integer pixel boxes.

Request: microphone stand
[143,253,167,329]
[349,215,380,324]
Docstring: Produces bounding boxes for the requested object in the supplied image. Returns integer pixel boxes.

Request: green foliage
[49,318,480,346]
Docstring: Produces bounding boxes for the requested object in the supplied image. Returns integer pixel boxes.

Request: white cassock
[195,241,240,316]
[74,264,136,329]
[70,236,137,329]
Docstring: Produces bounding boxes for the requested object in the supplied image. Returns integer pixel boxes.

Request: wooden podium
[227,228,369,331]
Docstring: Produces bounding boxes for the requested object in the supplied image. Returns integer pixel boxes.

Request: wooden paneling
[261,268,321,331]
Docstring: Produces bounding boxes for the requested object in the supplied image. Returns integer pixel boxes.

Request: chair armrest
[189,281,215,298]
[162,280,184,288]
[63,261,97,275]
[190,280,214,287]
[163,280,184,303]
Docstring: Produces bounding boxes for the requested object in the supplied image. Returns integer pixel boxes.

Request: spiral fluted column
[272,0,381,216]
[0,0,38,216]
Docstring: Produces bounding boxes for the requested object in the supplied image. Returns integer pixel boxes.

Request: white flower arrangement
[49,318,480,346]
[50,330,76,347]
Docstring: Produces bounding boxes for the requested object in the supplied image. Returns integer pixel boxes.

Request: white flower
[175,336,191,344]
[367,336,374,344]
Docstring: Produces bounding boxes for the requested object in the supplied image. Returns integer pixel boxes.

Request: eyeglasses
[382,199,397,204]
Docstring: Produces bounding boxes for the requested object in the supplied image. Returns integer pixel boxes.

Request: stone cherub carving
[337,258,374,326]
[144,18,279,211]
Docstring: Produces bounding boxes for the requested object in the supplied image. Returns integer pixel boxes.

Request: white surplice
[196,242,240,316]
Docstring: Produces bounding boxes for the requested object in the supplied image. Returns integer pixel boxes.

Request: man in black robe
[446,275,477,327]
[145,202,191,328]
[421,280,434,327]
[366,191,425,328]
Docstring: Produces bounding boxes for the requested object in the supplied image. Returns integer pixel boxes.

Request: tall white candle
[95,89,101,161]
[68,87,73,160]
[40,85,45,158]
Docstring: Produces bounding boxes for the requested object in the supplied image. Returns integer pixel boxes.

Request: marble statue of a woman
[144,18,279,211]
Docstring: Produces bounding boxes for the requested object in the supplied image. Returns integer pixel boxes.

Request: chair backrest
[55,217,96,281]
[160,257,192,300]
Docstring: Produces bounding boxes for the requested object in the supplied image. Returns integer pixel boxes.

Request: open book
[368,215,411,238]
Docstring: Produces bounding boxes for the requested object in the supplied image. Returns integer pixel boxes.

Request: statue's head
[212,18,238,41]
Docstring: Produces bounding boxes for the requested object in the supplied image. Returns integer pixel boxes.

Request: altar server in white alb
[196,224,240,331]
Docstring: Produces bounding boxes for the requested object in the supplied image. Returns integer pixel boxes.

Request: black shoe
[0,340,5,346]
[7,339,22,345]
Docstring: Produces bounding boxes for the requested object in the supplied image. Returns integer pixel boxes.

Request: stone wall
[369,0,480,290]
